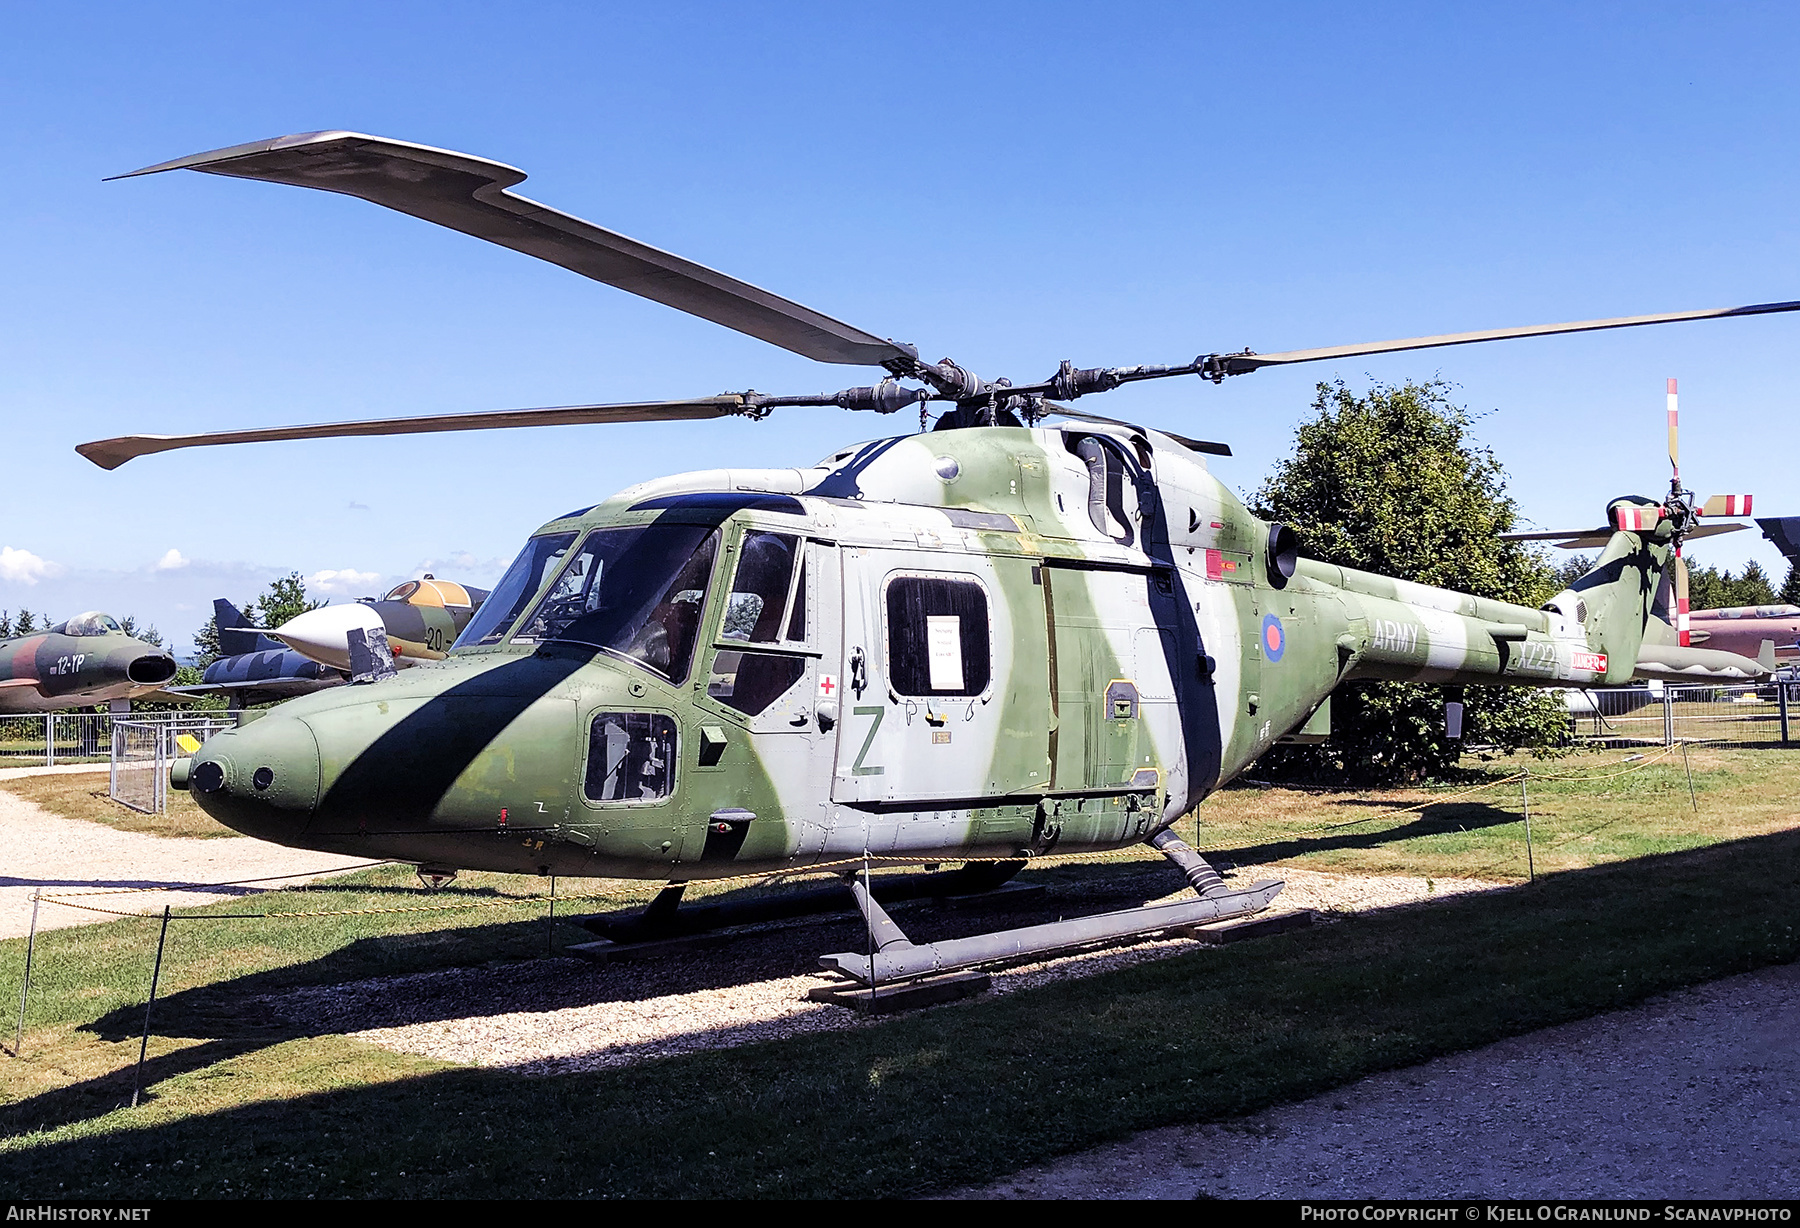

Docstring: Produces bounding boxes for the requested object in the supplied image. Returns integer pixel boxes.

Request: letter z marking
[851,705,886,775]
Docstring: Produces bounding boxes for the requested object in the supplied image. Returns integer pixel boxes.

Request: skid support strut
[818,835,1282,986]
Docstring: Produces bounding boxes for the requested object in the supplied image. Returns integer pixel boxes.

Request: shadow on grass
[4,859,1190,1140]
[1201,800,1522,866]
[6,826,1799,1198]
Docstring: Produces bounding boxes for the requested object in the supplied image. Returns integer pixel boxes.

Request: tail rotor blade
[1700,494,1755,518]
[1666,377,1680,485]
[1613,505,1665,532]
[1676,550,1691,648]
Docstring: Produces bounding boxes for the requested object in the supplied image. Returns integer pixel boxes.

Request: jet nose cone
[187,716,323,841]
[273,604,382,671]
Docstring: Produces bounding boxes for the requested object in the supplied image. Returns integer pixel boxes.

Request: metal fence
[1569,681,1800,748]
[108,715,238,813]
[2,712,129,767]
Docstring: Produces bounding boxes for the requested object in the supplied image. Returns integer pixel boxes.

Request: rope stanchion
[9,893,39,1057]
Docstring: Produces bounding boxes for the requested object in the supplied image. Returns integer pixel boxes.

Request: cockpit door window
[722,531,804,645]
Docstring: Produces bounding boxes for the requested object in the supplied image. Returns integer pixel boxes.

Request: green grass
[1195,745,1800,880]
[1,830,1796,1198]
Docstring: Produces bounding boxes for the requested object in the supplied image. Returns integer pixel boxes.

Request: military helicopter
[76,131,1797,985]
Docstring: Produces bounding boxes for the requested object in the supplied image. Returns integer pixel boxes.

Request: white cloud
[307,568,384,597]
[411,552,511,585]
[0,546,60,586]
[154,548,189,571]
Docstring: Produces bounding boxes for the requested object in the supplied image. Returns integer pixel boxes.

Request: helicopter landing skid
[818,839,1283,987]
[570,860,1033,945]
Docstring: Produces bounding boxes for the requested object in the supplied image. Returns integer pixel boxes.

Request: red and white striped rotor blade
[1675,551,1691,647]
[1667,377,1680,484]
[1614,505,1665,531]
[1699,494,1754,518]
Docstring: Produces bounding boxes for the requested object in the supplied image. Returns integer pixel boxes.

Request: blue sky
[5,2,1800,652]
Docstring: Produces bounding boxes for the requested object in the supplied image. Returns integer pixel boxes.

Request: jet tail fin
[213,598,285,656]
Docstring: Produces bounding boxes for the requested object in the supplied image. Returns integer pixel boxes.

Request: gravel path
[944,961,1800,1199]
[267,863,1504,1074]
[0,776,374,938]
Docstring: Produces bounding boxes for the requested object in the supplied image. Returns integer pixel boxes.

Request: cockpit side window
[454,532,579,649]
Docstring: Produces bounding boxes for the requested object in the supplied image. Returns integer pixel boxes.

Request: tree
[13,609,36,636]
[1249,379,1570,784]
[1686,557,1777,610]
[1550,553,1594,594]
[118,614,163,647]
[1782,560,1800,607]
[253,572,324,629]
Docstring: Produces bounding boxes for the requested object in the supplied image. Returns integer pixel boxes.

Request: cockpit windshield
[56,612,123,637]
[512,525,720,683]
[454,532,580,649]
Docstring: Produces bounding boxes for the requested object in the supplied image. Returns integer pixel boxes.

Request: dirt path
[944,961,1800,1199]
[0,780,375,938]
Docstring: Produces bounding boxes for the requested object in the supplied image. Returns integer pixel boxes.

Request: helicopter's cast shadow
[1200,800,1524,868]
[5,859,1189,1134]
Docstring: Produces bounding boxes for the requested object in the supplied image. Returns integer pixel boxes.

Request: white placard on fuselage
[926,615,964,691]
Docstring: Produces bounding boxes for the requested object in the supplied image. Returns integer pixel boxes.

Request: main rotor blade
[1218,299,1800,374]
[75,397,751,470]
[114,132,915,369]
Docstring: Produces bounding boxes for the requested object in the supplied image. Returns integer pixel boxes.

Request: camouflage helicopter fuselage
[180,421,1669,879]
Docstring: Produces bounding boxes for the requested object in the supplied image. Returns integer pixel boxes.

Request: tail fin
[213,598,285,656]
[1545,501,1671,686]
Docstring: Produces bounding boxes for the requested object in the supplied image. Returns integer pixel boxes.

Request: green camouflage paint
[179,426,1753,880]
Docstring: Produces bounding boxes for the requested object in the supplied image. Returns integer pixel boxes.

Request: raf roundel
[1261,614,1286,663]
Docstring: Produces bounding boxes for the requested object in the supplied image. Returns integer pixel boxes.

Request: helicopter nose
[184,717,323,839]
[273,604,384,671]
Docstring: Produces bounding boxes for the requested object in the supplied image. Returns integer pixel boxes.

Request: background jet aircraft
[171,599,347,709]
[270,576,488,672]
[1683,605,1800,663]
[0,612,179,712]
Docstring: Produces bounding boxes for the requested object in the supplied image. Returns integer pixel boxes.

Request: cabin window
[884,575,991,697]
[585,712,677,802]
